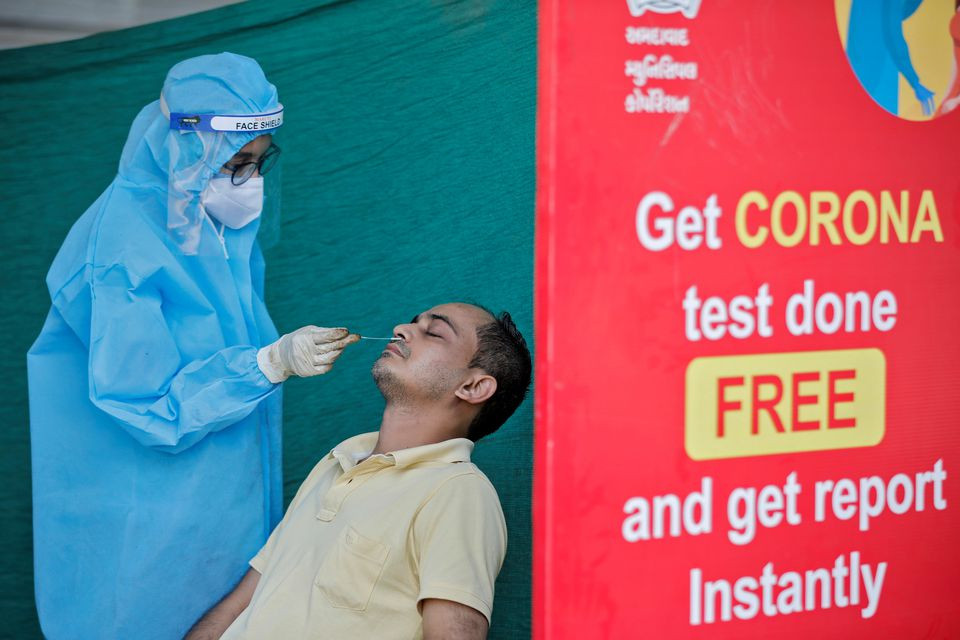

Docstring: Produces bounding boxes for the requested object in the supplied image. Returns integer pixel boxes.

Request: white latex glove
[257,326,360,383]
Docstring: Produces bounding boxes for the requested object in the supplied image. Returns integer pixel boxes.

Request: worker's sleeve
[412,473,508,625]
[72,261,278,453]
[881,0,921,88]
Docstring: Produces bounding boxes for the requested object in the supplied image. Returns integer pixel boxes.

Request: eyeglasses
[223,143,281,185]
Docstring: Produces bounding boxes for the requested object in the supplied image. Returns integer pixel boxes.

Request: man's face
[372,303,494,402]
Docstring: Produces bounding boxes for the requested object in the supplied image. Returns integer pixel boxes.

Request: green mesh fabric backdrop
[0,1,535,636]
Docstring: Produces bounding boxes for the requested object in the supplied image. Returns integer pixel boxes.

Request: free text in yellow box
[685,349,885,460]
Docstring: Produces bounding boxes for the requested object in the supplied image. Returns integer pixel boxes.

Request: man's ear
[454,373,497,405]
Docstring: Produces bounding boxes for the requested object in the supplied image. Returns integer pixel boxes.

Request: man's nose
[393,325,411,341]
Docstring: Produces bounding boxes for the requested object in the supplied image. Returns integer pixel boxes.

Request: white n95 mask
[200,175,264,229]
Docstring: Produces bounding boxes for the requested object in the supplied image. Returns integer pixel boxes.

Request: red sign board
[534,1,960,637]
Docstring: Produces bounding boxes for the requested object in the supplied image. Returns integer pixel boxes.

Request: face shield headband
[165,102,284,134]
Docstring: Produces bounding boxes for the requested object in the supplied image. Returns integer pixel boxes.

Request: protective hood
[118,52,282,254]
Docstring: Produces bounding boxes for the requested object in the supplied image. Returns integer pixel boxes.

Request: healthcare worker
[27,53,355,640]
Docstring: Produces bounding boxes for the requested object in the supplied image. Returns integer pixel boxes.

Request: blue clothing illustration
[846,0,932,114]
[27,53,284,640]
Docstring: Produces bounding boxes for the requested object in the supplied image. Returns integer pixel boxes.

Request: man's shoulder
[410,463,508,552]
[414,462,503,509]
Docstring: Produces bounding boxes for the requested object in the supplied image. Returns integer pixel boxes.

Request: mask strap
[202,206,230,260]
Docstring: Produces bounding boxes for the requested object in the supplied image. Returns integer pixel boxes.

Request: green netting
[0,1,535,637]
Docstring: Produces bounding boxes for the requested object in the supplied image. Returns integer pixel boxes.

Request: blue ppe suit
[27,53,283,640]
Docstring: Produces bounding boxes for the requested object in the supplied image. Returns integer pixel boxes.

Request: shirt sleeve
[413,472,508,625]
[249,519,283,575]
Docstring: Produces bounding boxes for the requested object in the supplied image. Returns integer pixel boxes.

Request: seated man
[186,302,532,640]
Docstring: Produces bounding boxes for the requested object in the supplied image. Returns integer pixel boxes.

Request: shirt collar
[390,437,474,467]
[329,432,473,471]
[330,433,378,472]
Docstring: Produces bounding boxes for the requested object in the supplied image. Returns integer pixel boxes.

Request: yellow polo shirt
[221,433,508,640]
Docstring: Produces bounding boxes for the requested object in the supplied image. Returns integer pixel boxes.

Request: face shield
[160,94,283,255]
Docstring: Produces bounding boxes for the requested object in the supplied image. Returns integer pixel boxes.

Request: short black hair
[466,310,532,442]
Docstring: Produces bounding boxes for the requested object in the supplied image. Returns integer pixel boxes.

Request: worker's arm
[184,568,260,640]
[71,260,354,454]
[421,599,488,640]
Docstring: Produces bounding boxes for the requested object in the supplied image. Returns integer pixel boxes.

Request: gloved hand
[257,326,360,383]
